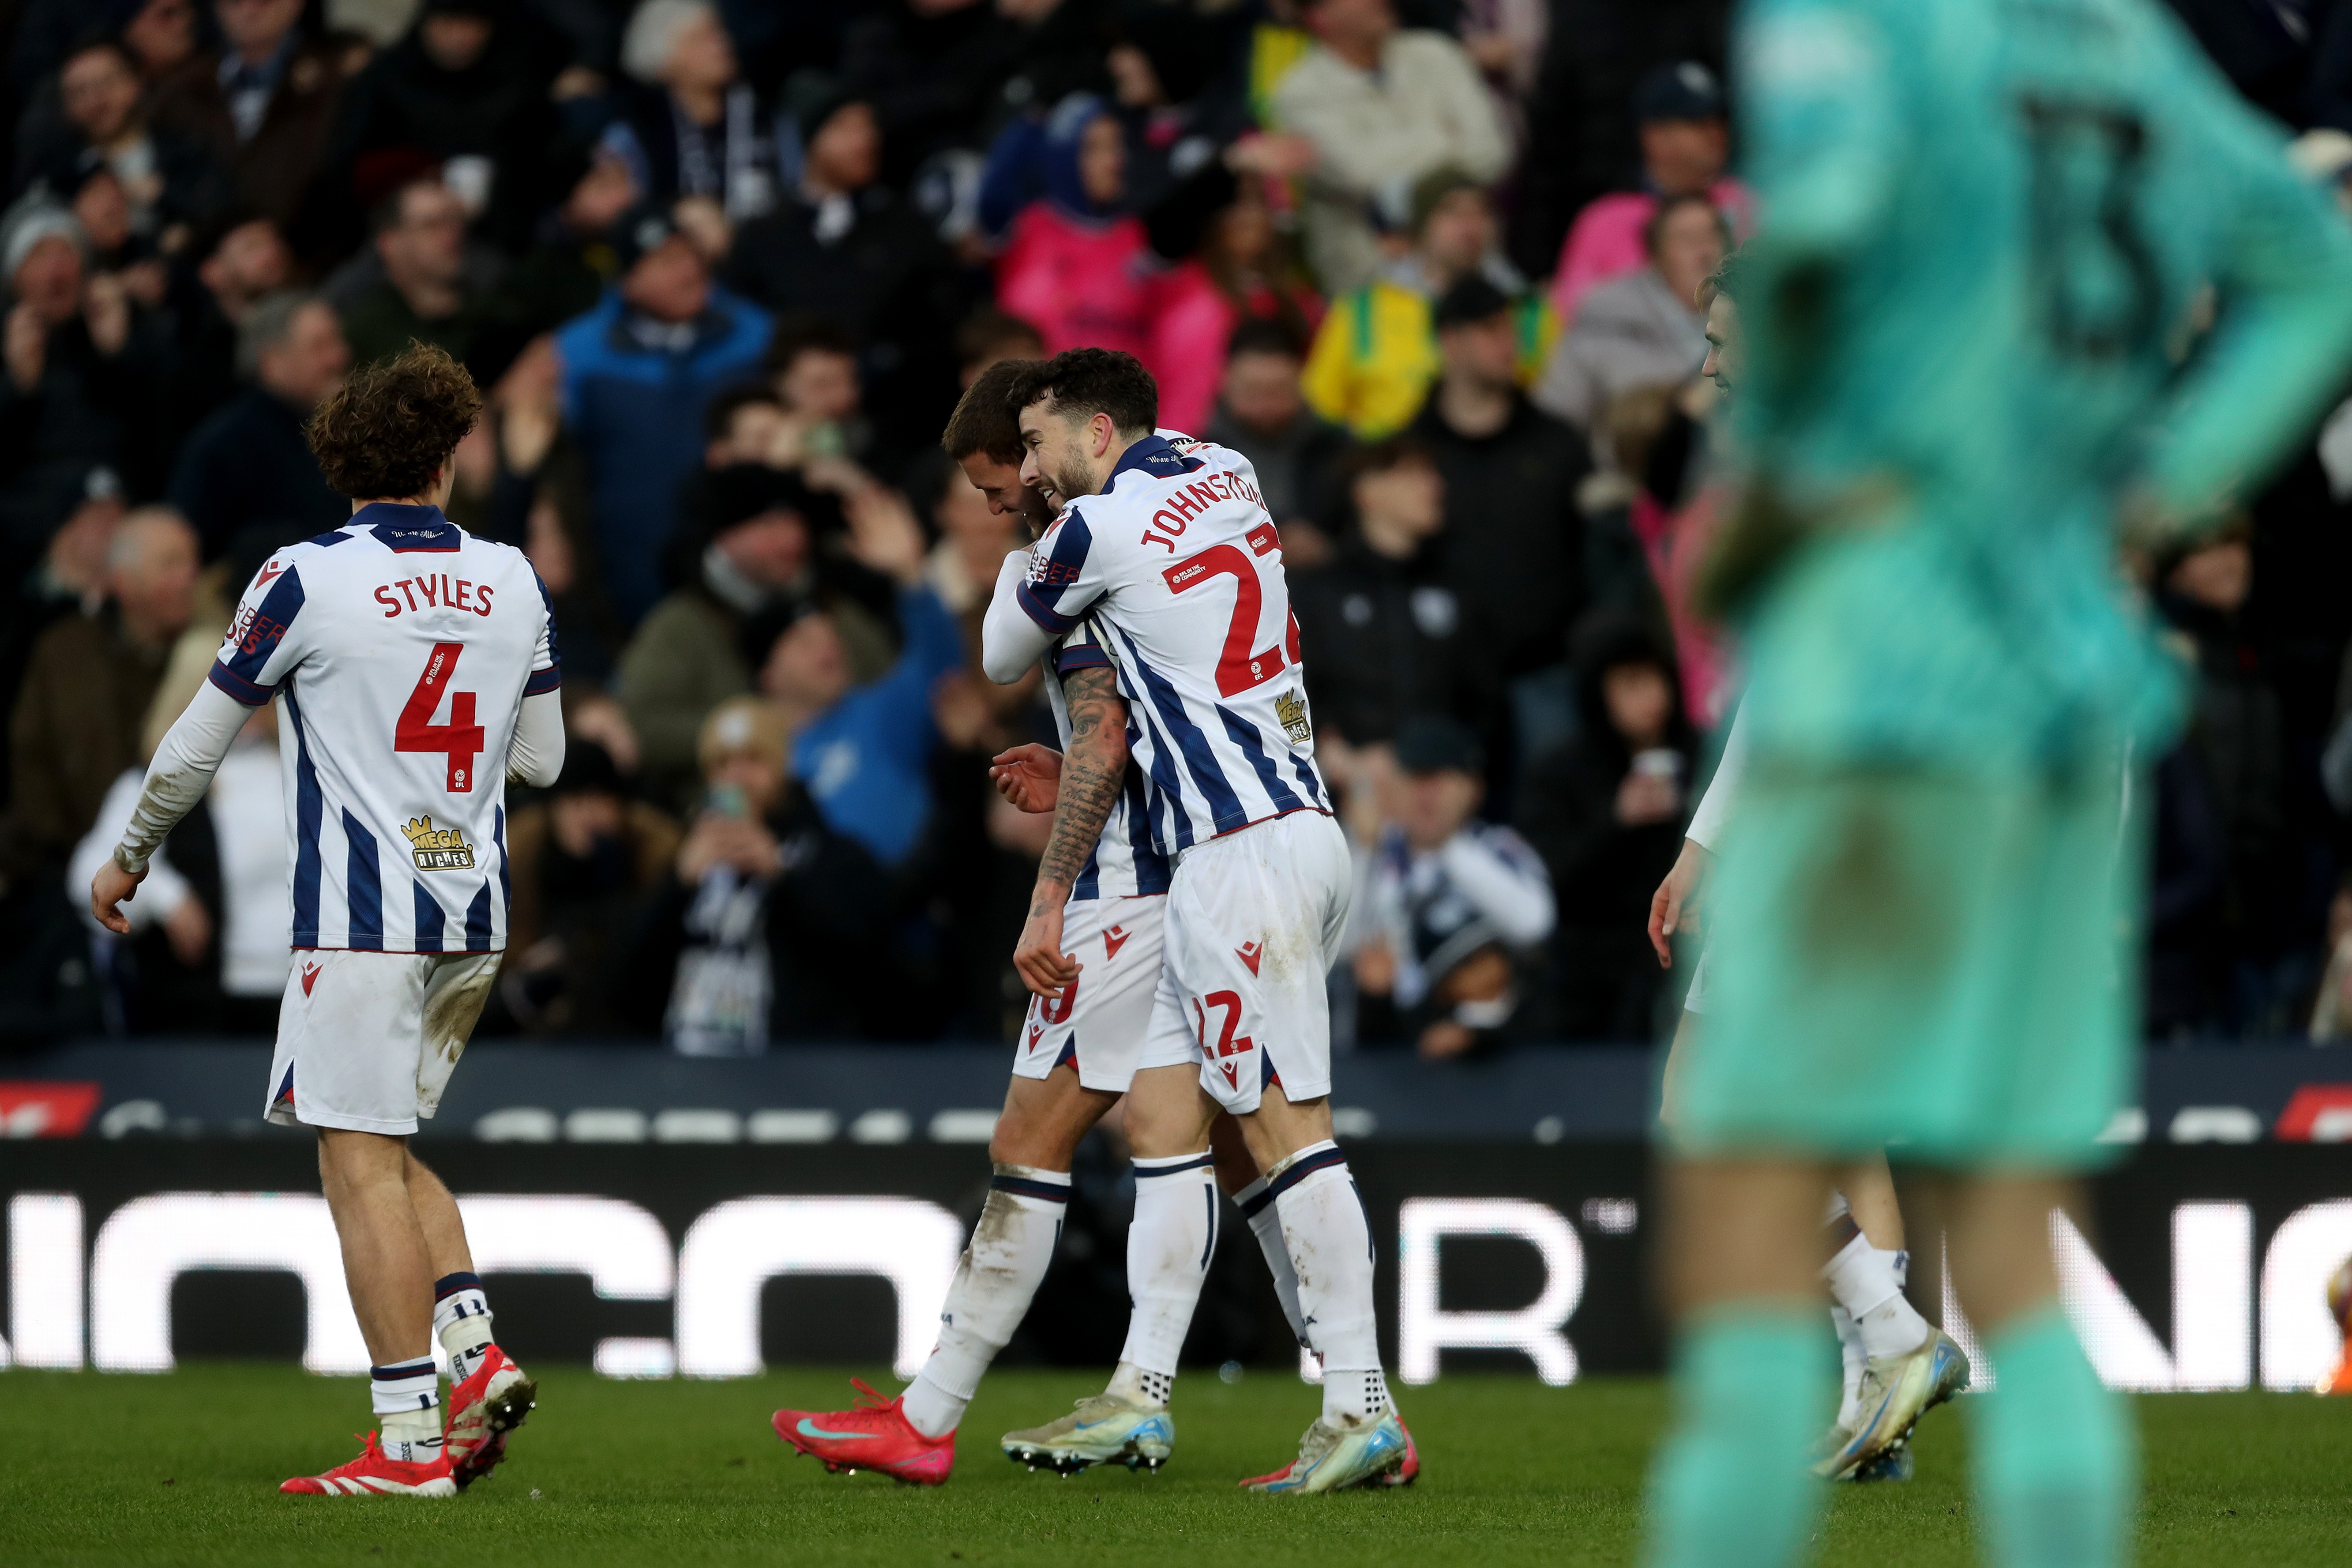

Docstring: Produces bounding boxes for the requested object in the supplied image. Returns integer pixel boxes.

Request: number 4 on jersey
[397,641,485,792]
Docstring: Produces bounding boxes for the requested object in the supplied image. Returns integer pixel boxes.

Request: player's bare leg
[781,1067,1116,1483]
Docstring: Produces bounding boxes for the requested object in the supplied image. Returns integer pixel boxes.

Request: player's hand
[990,743,1063,813]
[1647,837,1712,970]
[90,857,147,935]
[1013,899,1079,998]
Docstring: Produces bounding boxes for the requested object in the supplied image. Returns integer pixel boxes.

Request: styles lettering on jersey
[374,576,499,618]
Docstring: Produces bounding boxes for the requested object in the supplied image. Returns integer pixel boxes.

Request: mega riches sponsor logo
[403,815,476,870]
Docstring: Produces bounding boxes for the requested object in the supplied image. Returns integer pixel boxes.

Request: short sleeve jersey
[208,503,559,953]
[1014,433,1331,858]
[1728,0,2352,765]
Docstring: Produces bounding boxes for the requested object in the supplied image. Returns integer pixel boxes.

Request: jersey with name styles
[1015,435,1329,859]
[208,502,559,953]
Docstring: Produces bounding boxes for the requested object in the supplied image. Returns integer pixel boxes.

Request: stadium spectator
[986,94,1154,363]
[476,151,640,368]
[1516,613,1693,1041]
[1353,715,1555,1058]
[634,694,894,1050]
[1202,319,1345,559]
[1142,165,1321,436]
[1411,276,1600,772]
[1549,61,1753,326]
[337,176,481,368]
[1268,0,1510,294]
[122,0,203,85]
[1533,193,1725,453]
[755,481,962,871]
[603,0,782,223]
[2,508,198,880]
[1,200,168,518]
[16,36,226,242]
[764,314,877,469]
[955,308,1046,389]
[1292,437,1496,785]
[167,290,350,561]
[149,0,348,236]
[497,739,682,1036]
[551,201,771,626]
[158,212,292,443]
[0,469,126,788]
[68,696,286,1034]
[727,75,960,428]
[1300,170,1552,439]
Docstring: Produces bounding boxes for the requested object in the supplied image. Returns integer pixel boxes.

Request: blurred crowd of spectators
[7,0,2352,1056]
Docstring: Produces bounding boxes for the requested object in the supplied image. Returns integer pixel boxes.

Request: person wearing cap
[1268,0,1510,295]
[550,198,772,627]
[1352,714,1554,1060]
[496,738,682,1036]
[1548,60,1755,328]
[1299,169,1555,439]
[1410,273,1609,761]
[2,199,167,515]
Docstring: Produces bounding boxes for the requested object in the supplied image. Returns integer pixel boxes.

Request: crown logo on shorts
[403,815,475,871]
[1275,688,1312,745]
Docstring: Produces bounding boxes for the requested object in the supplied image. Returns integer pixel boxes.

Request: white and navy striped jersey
[208,503,558,953]
[1015,434,1330,858]
[1037,620,1171,900]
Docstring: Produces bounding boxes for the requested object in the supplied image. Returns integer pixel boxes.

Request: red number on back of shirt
[397,641,485,792]
[1162,541,1289,697]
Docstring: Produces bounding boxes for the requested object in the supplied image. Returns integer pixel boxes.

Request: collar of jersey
[349,501,461,553]
[1109,435,1198,486]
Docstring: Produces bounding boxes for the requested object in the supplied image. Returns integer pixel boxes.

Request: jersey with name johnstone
[1017,433,1329,856]
[207,502,560,953]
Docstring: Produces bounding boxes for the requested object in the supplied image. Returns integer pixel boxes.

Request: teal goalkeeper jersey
[1723,0,2352,768]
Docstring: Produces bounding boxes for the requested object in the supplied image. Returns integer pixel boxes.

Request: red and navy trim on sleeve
[1015,512,1097,633]
[210,565,306,706]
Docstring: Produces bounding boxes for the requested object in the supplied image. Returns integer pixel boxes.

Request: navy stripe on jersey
[494,806,511,921]
[303,529,354,547]
[285,687,323,945]
[529,568,562,690]
[1016,513,1097,632]
[1121,674,1196,854]
[523,666,562,696]
[1122,763,1172,894]
[1115,632,1248,835]
[1074,842,1101,901]
[414,882,446,952]
[1056,641,1113,673]
[344,811,383,949]
[1217,704,1305,815]
[465,882,493,953]
[1289,749,1326,809]
[215,566,306,700]
[1109,435,1205,481]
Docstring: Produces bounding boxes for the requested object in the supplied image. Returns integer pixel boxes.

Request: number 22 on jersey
[1161,523,1304,697]
[397,642,485,792]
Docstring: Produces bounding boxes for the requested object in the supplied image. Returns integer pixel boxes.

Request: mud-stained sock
[902,1164,1071,1439]
[371,1358,443,1464]
[433,1272,495,1382]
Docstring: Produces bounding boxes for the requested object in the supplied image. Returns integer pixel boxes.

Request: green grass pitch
[5,1365,2350,1566]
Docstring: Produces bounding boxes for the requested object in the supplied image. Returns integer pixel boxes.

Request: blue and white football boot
[1002,1394,1175,1475]
[1244,1411,1410,1494]
[1813,1330,1971,1480]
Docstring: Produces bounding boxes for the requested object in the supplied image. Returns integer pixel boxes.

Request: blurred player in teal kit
[1646,0,2352,1564]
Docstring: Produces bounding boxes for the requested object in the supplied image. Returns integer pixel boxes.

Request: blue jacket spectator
[552,203,770,626]
[766,579,963,868]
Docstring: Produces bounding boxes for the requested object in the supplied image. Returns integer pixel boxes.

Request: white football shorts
[1139,809,1352,1115]
[264,948,501,1135]
[1010,894,1168,1093]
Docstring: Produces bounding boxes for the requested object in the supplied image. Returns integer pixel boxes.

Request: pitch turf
[4,1366,2350,1566]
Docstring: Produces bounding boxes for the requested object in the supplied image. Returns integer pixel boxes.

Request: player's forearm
[981,552,1054,684]
[1029,737,1125,905]
[505,689,565,788]
[113,681,251,873]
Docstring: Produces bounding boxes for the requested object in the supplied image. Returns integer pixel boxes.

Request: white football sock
[1112,1152,1219,1395]
[902,1164,1070,1439]
[432,1272,495,1383]
[1830,1304,1865,1429]
[1267,1142,1388,1425]
[1236,1175,1310,1349]
[371,1357,443,1463]
[1106,1362,1175,1407]
[1822,1231,1932,1360]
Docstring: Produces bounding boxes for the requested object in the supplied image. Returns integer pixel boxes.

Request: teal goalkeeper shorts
[1672,751,2141,1169]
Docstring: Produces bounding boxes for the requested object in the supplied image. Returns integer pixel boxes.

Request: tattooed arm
[1012,664,1130,997]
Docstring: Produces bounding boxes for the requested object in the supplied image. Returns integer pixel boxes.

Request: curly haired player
[92,343,563,1498]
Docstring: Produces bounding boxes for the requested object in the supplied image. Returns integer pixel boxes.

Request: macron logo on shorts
[1236,941,1262,977]
[1105,925,1131,960]
[301,960,322,996]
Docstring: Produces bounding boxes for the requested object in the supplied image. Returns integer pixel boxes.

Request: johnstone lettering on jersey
[402,815,476,871]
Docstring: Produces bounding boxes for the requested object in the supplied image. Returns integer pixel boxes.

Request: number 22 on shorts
[397,641,485,791]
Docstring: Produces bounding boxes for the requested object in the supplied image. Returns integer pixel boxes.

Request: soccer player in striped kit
[92,346,560,1497]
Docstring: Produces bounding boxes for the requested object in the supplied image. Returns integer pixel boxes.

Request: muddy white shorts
[1139,810,1352,1115]
[1011,894,1167,1093]
[264,949,501,1135]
